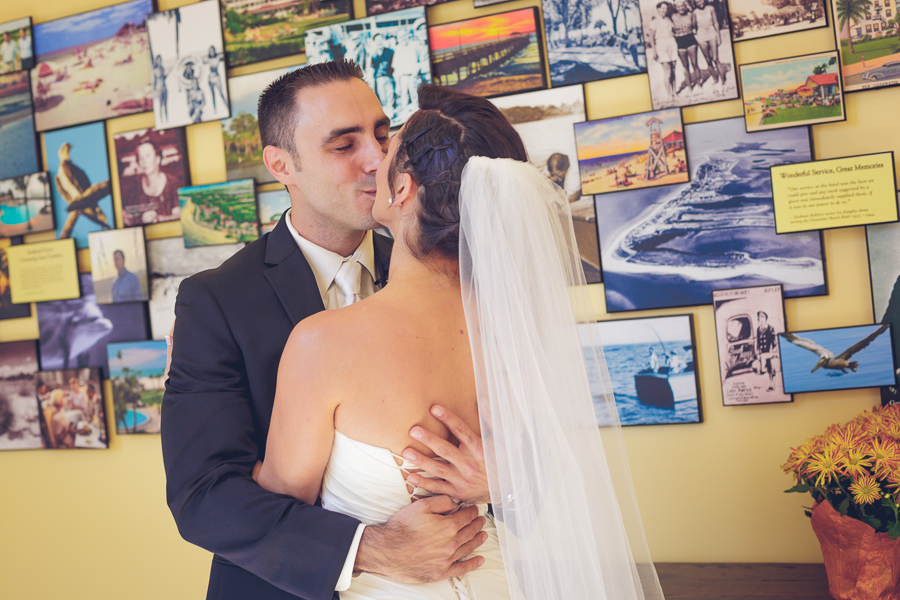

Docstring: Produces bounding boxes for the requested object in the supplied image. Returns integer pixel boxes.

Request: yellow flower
[848,473,882,504]
[830,423,864,455]
[868,438,899,477]
[806,445,842,487]
[837,447,873,480]
[782,439,818,474]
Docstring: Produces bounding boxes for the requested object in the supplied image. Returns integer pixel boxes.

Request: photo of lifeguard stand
[645,116,669,180]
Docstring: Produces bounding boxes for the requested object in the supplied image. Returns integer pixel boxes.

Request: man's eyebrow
[375,116,391,131]
[321,125,364,146]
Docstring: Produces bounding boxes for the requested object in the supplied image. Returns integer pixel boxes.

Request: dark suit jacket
[162,213,393,600]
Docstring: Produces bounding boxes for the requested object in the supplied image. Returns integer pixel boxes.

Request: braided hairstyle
[389,85,528,260]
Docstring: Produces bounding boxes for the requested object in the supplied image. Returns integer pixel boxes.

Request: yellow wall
[0,0,898,598]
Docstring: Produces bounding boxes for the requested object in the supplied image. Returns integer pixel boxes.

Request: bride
[256,85,665,600]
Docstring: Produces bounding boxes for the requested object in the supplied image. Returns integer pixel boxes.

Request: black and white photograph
[596,116,826,313]
[640,0,739,109]
[146,237,244,340]
[475,0,517,6]
[0,341,41,451]
[541,0,647,86]
[490,86,601,283]
[37,273,148,377]
[305,7,430,126]
[365,0,451,15]
[147,1,231,129]
[713,284,793,405]
[728,0,827,41]
[579,314,702,426]
[866,215,900,405]
[36,367,107,449]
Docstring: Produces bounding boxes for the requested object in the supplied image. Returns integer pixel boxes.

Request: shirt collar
[284,209,376,299]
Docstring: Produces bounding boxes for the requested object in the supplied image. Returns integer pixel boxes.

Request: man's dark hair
[758,311,768,319]
[113,250,125,260]
[548,152,570,171]
[257,59,365,159]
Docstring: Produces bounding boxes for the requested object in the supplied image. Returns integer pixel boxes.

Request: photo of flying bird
[780,323,891,373]
[55,142,111,239]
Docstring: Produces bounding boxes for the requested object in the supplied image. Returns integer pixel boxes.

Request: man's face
[758,314,768,328]
[548,163,568,185]
[372,129,402,226]
[114,253,125,274]
[3,33,9,43]
[288,79,390,234]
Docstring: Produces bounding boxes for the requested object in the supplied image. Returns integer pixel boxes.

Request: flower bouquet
[782,404,900,600]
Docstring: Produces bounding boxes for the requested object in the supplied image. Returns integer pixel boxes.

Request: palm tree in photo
[892,12,900,42]
[836,0,872,54]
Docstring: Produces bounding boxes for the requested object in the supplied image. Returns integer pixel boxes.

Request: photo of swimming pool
[0,171,54,237]
[107,339,166,434]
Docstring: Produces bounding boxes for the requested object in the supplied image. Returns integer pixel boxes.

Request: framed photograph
[728,0,827,41]
[147,237,244,340]
[0,341,41,450]
[640,0,739,109]
[429,8,546,98]
[712,284,793,405]
[147,1,231,129]
[596,116,826,313]
[0,70,39,180]
[6,239,80,305]
[31,0,154,133]
[542,0,647,86]
[0,17,34,73]
[113,127,189,226]
[36,368,107,449]
[366,0,451,15]
[778,324,896,393]
[579,314,702,426]
[38,273,148,377]
[179,179,259,248]
[108,340,167,434]
[220,0,352,68]
[831,0,900,93]
[740,51,844,132]
[258,189,291,235]
[0,172,54,237]
[574,108,689,196]
[305,7,430,127]
[224,65,299,185]
[490,86,601,283]
[44,121,114,249]
[475,0,517,6]
[866,216,900,405]
[0,244,31,321]
[88,228,149,305]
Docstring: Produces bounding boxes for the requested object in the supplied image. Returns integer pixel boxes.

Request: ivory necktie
[334,257,362,308]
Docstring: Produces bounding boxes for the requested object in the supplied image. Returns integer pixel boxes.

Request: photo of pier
[429,8,546,98]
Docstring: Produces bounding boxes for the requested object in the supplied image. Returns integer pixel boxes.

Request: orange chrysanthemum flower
[868,438,900,478]
[806,445,842,487]
[782,439,818,474]
[848,473,882,504]
[838,447,873,480]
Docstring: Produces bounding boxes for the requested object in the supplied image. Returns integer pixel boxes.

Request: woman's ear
[393,172,419,211]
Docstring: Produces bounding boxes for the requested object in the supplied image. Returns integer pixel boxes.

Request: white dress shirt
[284,210,376,590]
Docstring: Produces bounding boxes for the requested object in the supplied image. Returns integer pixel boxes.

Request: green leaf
[862,515,882,530]
[785,484,811,494]
[887,521,900,541]
[838,498,850,516]
[881,497,897,510]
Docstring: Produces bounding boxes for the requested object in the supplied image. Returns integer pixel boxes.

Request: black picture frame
[830,0,900,94]
[727,0,828,43]
[0,16,35,74]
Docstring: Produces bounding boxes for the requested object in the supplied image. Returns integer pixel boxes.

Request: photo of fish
[429,8,546,98]
[0,172,54,238]
[579,314,702,426]
[574,108,688,196]
[44,122,114,249]
[179,179,259,248]
[0,70,39,180]
[31,0,154,132]
[0,341,41,451]
[596,116,826,312]
[258,189,291,234]
[778,324,896,393]
[108,340,166,434]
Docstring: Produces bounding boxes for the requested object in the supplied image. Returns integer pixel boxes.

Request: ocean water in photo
[0,112,39,180]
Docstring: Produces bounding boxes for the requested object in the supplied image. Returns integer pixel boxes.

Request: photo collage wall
[0,0,898,450]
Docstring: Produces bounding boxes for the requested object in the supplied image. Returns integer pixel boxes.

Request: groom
[162,60,489,600]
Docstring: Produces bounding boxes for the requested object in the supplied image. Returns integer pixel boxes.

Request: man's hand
[402,405,490,504]
[354,495,487,582]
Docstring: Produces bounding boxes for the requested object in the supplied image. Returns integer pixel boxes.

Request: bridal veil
[458,157,665,600]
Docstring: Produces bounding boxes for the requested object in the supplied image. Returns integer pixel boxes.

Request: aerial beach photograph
[31,0,154,132]
[0,70,39,180]
[179,179,259,248]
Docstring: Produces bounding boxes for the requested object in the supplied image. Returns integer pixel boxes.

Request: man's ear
[262,145,295,188]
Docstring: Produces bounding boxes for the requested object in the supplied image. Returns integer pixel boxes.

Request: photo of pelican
[778,323,896,393]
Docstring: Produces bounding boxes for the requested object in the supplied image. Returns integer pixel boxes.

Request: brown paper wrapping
[810,501,900,600]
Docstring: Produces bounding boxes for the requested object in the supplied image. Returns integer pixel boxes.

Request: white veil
[458,157,665,600]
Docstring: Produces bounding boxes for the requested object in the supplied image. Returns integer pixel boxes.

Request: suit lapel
[263,213,325,326]
[372,231,394,287]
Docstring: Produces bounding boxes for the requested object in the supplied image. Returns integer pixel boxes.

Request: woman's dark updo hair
[389,85,528,260]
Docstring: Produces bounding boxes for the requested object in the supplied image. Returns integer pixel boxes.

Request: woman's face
[136,143,161,176]
[371,128,402,227]
[657,3,669,17]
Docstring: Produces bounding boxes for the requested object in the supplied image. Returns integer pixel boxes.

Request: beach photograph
[258,189,291,234]
[114,127,189,226]
[490,86,601,283]
[779,324,896,393]
[31,0,153,133]
[179,179,259,248]
[832,0,900,92]
[575,108,688,196]
[741,51,844,132]
[88,227,149,305]
[596,116,826,313]
[429,8,546,98]
[224,65,299,184]
[108,340,166,434]
[542,0,646,86]
[221,0,351,67]
[579,314,701,426]
[146,237,243,340]
[0,172,54,238]
[729,0,827,41]
[0,70,39,180]
[36,367,107,449]
[712,284,792,405]
[0,341,41,451]
[0,17,34,73]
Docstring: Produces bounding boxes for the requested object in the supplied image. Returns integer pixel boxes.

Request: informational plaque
[7,239,80,303]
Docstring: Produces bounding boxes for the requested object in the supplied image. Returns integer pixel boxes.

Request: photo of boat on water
[0,70,39,180]
[179,179,259,248]
[108,339,166,434]
[579,314,701,426]
[596,116,826,313]
[31,0,154,133]
[0,172,54,238]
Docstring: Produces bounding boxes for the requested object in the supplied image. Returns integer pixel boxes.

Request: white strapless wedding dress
[321,430,511,600]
